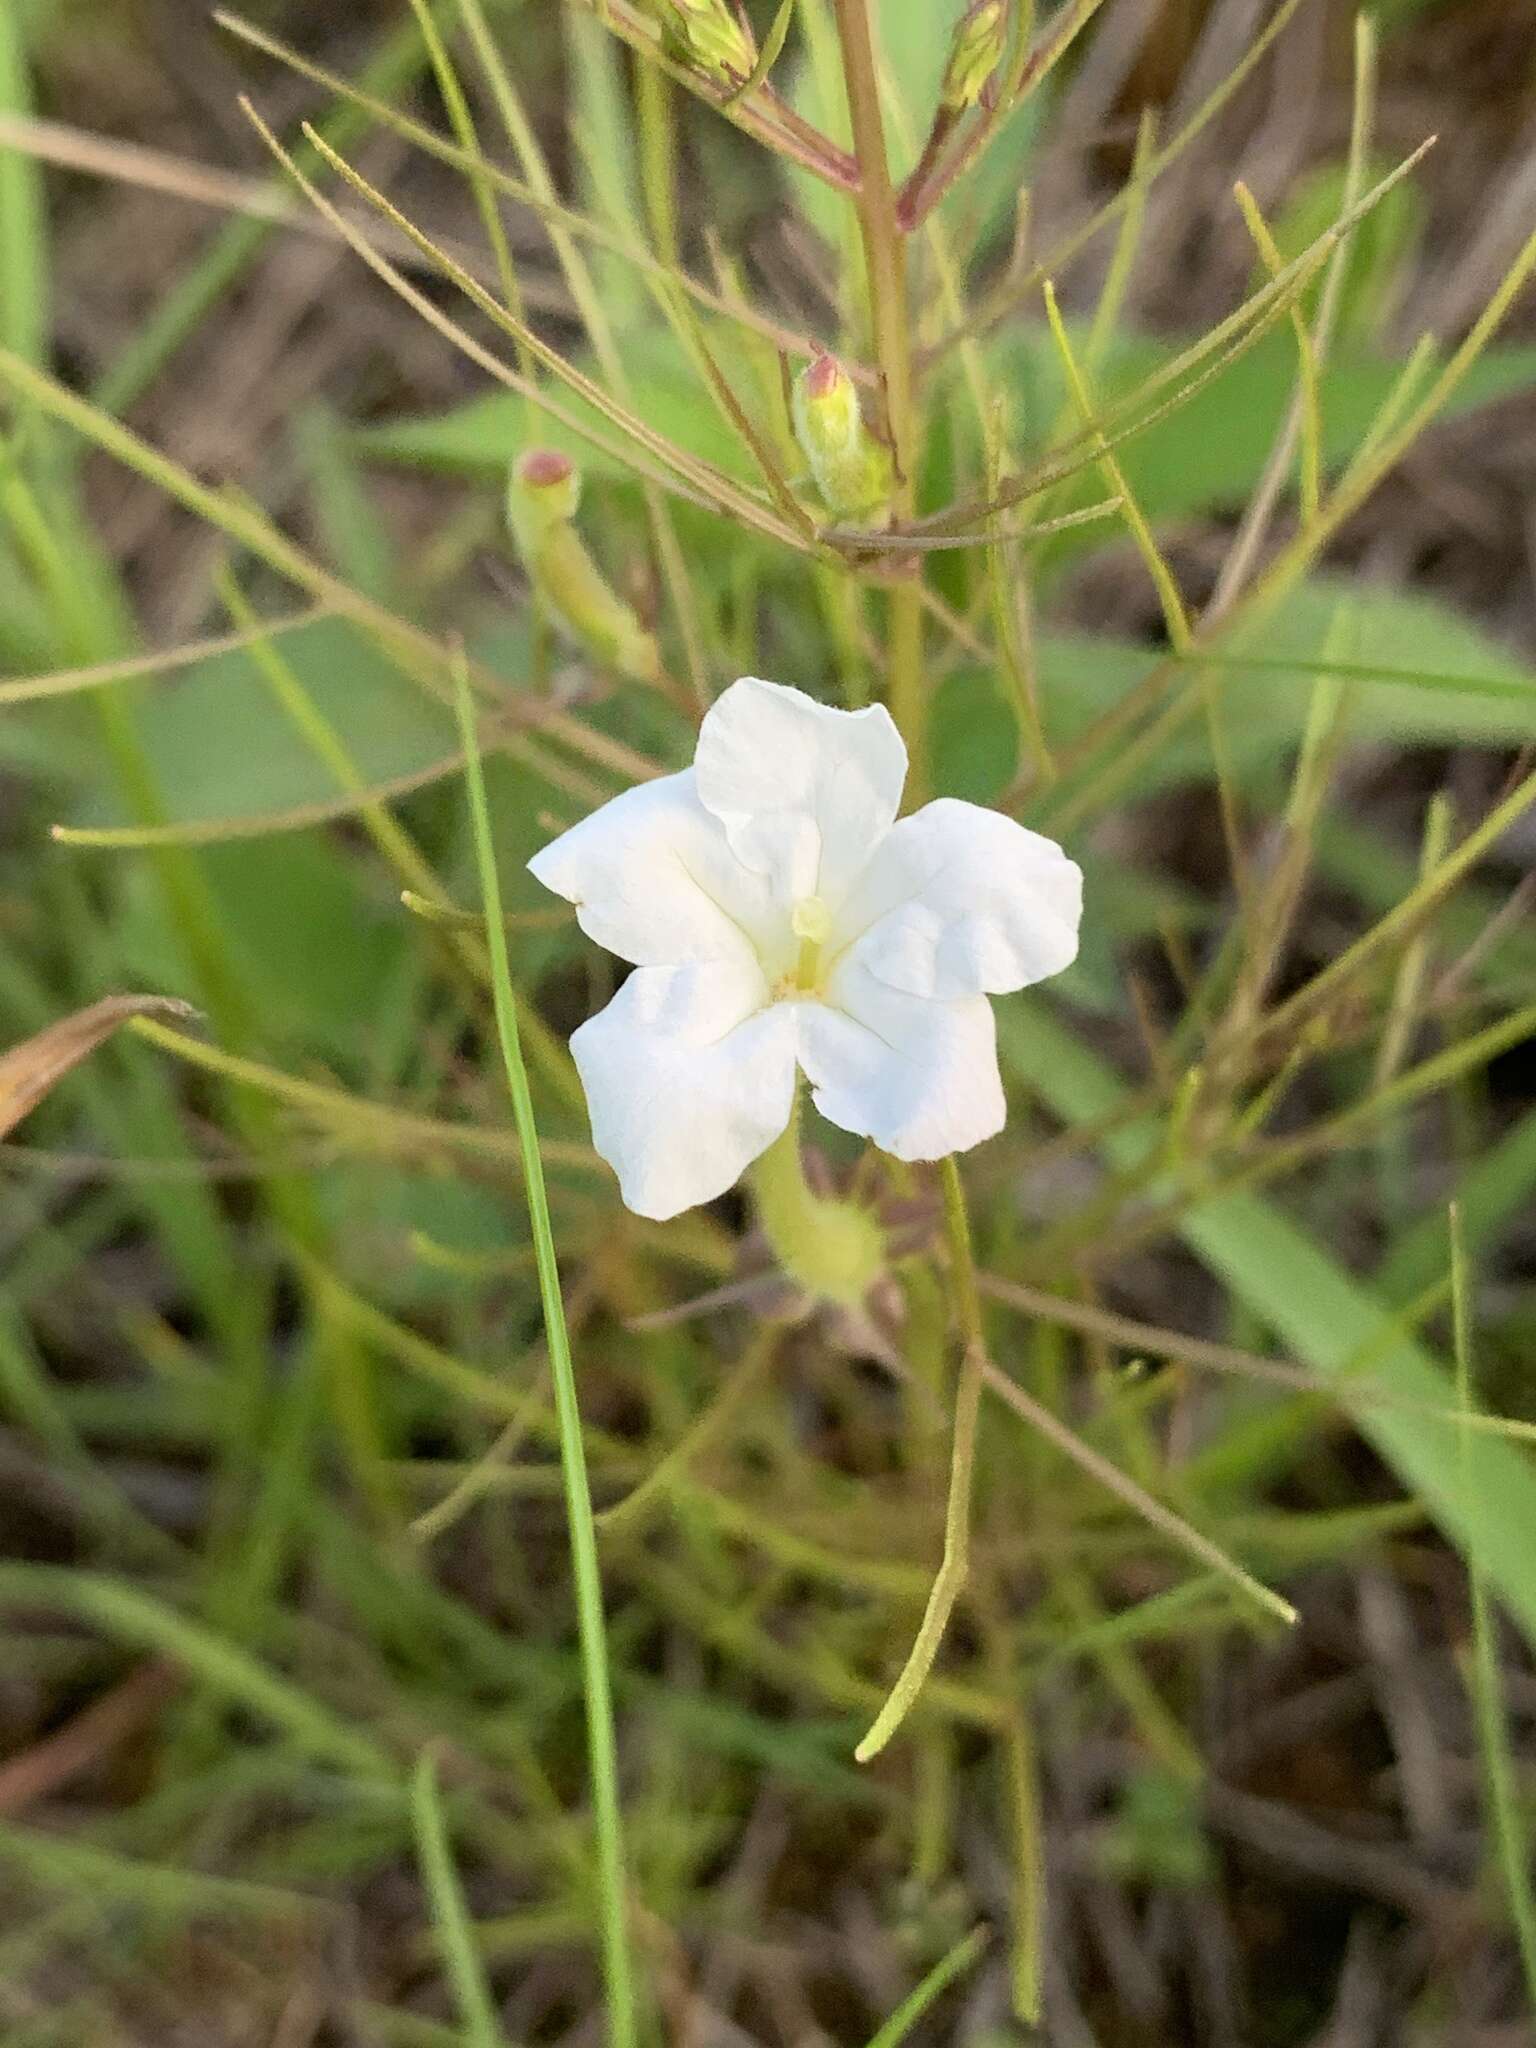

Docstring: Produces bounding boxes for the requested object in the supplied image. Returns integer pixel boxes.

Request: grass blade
[411,1752,506,2048]
[0,1567,392,1778]
[862,1924,989,2048]
[450,650,638,2048]
[1452,1207,1536,2011]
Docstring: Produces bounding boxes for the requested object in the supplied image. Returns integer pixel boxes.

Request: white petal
[693,676,907,904]
[570,960,796,1219]
[528,770,779,971]
[837,798,1082,1000]
[797,958,1005,1161]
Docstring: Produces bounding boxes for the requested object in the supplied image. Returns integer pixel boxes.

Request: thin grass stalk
[1208,14,1378,619]
[214,11,831,365]
[450,653,638,2048]
[957,0,1309,347]
[411,1753,511,2048]
[861,1924,989,2048]
[451,0,710,699]
[103,2,457,412]
[403,0,537,420]
[1232,181,1323,530]
[0,343,641,797]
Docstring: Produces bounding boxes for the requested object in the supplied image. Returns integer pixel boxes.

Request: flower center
[790,894,832,993]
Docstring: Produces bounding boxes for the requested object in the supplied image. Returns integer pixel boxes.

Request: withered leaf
[0,995,200,1140]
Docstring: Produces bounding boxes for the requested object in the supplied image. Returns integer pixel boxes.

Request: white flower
[529,677,1082,1220]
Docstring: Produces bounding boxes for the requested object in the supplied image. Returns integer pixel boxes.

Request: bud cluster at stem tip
[791,352,895,529]
[507,449,659,685]
[941,0,1006,114]
[637,0,756,88]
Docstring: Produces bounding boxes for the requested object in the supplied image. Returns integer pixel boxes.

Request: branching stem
[831,0,926,786]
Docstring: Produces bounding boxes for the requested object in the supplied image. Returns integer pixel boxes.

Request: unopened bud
[941,0,1006,113]
[638,0,756,87]
[507,450,659,685]
[509,448,581,539]
[791,352,894,527]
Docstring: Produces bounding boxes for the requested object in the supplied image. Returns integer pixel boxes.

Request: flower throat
[790,894,833,992]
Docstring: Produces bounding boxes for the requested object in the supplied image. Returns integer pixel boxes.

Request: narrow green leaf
[1453,1209,1536,2010]
[0,1566,394,1778]
[452,654,639,2048]
[411,1753,506,2048]
[863,1924,989,2048]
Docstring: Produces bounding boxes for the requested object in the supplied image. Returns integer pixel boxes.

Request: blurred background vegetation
[1,0,1536,2042]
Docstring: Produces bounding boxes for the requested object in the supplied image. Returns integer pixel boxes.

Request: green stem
[855,1157,985,1762]
[886,578,925,797]
[830,0,910,469]
[635,59,679,269]
[940,1152,983,1341]
[831,0,927,788]
[452,657,638,2048]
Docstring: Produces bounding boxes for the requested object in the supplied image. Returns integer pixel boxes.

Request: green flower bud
[507,450,659,685]
[942,0,1006,113]
[637,0,756,87]
[509,446,581,543]
[791,352,895,528]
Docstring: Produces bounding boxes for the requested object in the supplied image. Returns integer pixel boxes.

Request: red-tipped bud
[512,447,582,528]
[791,353,894,527]
[506,451,658,684]
[517,448,573,490]
[804,351,843,403]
